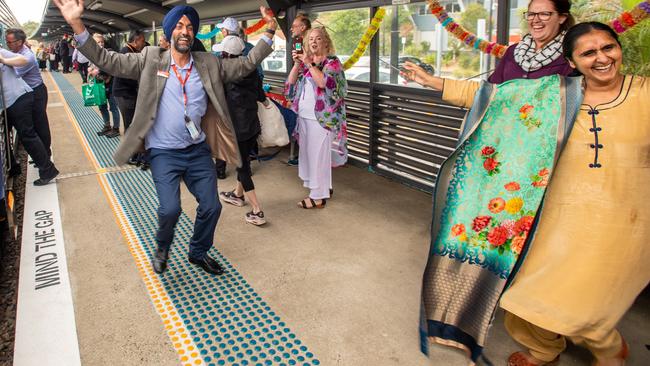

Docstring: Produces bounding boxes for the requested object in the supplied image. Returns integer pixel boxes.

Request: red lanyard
[170,62,193,110]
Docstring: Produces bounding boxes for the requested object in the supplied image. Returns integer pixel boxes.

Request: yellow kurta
[500,76,650,340]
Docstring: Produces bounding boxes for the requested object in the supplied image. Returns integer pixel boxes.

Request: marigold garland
[244,18,268,35]
[610,0,650,33]
[428,0,650,58]
[342,8,387,70]
[428,0,507,58]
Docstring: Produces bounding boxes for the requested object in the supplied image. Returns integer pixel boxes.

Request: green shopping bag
[82,78,107,107]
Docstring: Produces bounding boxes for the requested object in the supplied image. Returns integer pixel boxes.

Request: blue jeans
[99,94,120,129]
[149,142,221,259]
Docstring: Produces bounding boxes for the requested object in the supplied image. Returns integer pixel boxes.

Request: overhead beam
[43,17,121,33]
[46,8,148,29]
[107,0,170,16]
[41,18,118,34]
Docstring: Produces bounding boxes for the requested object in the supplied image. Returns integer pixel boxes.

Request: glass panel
[309,8,370,82]
[199,24,213,51]
[247,18,287,73]
[144,31,154,47]
[378,1,500,86]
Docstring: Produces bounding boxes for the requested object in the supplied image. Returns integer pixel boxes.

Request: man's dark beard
[172,35,193,53]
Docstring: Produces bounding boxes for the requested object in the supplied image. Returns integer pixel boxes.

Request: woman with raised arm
[285,27,347,209]
[403,22,649,366]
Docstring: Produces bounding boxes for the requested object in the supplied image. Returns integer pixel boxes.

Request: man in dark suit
[58,34,71,73]
[54,0,276,275]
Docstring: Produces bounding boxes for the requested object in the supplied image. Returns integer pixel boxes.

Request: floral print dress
[420,76,568,359]
[434,77,561,278]
[285,56,348,167]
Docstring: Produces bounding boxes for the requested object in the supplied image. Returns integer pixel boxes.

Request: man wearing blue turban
[53,0,277,275]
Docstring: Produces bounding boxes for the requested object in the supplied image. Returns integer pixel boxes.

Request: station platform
[12,70,650,366]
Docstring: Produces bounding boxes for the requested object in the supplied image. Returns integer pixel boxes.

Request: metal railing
[264,71,468,193]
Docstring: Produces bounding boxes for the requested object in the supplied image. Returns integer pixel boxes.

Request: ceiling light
[161,0,182,5]
[88,1,103,10]
[124,9,148,18]
[186,0,205,4]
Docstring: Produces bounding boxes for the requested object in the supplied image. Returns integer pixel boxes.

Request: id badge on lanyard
[184,114,200,140]
[172,63,200,140]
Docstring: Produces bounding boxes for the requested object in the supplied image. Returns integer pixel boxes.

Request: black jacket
[111,44,139,98]
[58,39,70,57]
[224,67,265,142]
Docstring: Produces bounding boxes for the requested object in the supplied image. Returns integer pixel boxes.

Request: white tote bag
[257,98,289,148]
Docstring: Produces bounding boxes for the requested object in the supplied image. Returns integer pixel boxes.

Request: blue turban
[162,5,200,42]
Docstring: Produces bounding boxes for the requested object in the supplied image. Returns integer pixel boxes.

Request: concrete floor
[44,71,649,366]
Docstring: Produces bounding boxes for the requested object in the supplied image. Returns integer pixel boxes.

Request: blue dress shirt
[73,29,274,150]
[146,55,208,150]
[0,48,33,110]
[14,45,44,89]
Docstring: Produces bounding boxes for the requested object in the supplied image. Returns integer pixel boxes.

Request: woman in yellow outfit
[500,22,648,366]
[404,22,648,366]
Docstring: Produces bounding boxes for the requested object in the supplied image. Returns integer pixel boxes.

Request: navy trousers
[149,141,221,259]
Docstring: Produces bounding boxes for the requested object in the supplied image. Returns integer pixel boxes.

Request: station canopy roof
[0,0,20,29]
[34,0,280,40]
[34,0,375,40]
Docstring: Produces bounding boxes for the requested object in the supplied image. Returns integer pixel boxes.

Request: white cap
[216,17,239,33]
[213,35,245,55]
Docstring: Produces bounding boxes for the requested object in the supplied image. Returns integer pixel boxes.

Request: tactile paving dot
[53,73,320,366]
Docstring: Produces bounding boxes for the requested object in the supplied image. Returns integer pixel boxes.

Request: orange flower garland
[428,0,650,58]
[244,18,267,35]
[610,0,650,33]
[428,0,507,58]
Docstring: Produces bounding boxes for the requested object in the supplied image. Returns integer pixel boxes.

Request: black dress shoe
[152,247,169,274]
[33,167,59,186]
[189,255,224,275]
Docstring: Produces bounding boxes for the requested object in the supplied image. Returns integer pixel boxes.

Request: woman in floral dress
[285,27,347,209]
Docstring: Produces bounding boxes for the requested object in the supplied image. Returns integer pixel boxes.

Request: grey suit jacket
[77,36,273,165]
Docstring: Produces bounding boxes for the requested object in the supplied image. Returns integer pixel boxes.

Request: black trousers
[115,96,136,130]
[7,92,56,179]
[32,84,52,156]
[77,62,89,83]
[236,135,258,192]
[61,55,70,72]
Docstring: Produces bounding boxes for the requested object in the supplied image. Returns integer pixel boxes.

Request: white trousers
[297,116,332,200]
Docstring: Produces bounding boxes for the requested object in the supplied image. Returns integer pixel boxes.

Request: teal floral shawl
[284,56,348,167]
[420,75,584,362]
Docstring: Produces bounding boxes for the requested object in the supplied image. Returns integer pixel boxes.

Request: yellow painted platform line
[47,72,202,365]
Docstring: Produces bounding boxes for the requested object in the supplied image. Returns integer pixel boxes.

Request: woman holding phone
[285,27,348,209]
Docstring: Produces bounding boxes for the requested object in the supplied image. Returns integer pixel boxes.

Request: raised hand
[291,50,301,64]
[52,0,86,34]
[401,61,443,90]
[259,6,273,23]
[401,61,429,85]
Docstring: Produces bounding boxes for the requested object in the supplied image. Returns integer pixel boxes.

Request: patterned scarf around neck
[514,31,566,72]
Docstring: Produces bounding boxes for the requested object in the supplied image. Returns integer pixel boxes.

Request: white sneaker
[220,190,245,207]
[245,211,266,226]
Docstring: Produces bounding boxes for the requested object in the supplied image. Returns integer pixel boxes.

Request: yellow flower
[505,197,524,214]
[458,233,468,242]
